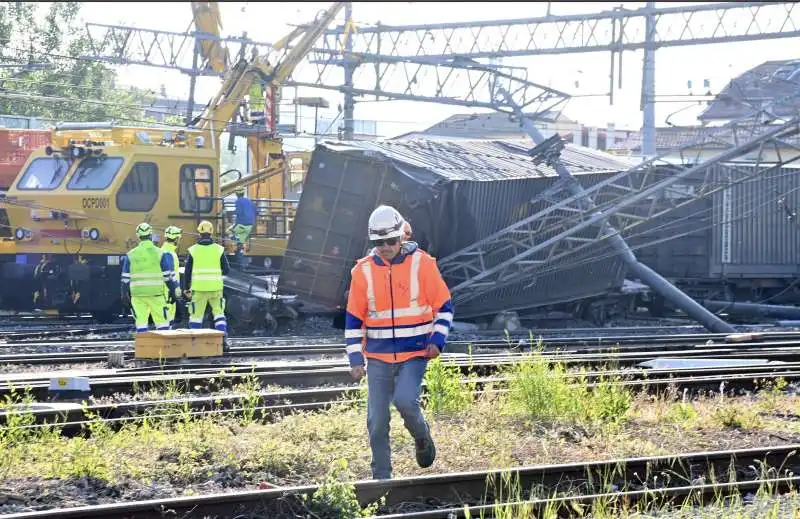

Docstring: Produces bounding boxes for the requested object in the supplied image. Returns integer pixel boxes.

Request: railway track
[1,348,795,395]
[0,324,131,342]
[4,329,800,367]
[3,444,798,518]
[5,363,799,435]
[3,338,800,399]
[0,325,791,348]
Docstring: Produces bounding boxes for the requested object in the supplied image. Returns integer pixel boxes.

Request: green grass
[501,349,632,429]
[461,486,800,519]
[423,356,477,414]
[1,349,799,515]
[462,464,800,519]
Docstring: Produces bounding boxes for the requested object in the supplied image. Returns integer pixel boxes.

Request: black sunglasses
[371,237,399,247]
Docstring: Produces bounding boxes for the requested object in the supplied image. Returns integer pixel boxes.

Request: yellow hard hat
[165,226,182,240]
[135,222,152,238]
[197,220,214,235]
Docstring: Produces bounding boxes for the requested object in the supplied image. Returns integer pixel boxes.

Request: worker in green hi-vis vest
[121,222,182,334]
[183,220,231,351]
[248,82,266,126]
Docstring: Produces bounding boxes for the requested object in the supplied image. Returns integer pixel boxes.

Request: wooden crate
[135,329,224,359]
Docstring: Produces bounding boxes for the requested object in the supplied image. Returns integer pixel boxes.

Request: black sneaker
[415,434,436,468]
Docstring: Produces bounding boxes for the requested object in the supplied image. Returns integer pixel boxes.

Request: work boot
[222,337,231,354]
[415,432,436,469]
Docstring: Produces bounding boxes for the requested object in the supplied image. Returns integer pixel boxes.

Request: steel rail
[4,367,798,434]
[3,331,800,366]
[0,350,795,394]
[3,444,799,518]
[374,477,800,518]
[0,324,131,341]
[4,347,800,401]
[1,345,796,383]
[0,328,798,350]
[3,342,799,384]
[0,326,793,346]
[1,338,798,366]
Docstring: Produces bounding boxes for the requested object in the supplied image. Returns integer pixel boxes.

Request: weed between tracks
[2,347,800,516]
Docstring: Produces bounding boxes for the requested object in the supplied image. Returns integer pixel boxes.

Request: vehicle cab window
[67,156,124,190]
[16,157,70,190]
[180,164,214,213]
[117,162,159,212]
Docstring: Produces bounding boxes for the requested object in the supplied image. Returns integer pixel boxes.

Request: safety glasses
[370,237,399,247]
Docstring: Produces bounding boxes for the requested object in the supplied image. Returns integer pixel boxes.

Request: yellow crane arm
[269,3,345,85]
[194,2,345,144]
[191,1,229,74]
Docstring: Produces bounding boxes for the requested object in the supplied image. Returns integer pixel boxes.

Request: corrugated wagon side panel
[442,177,556,255]
[278,150,392,309]
[278,148,436,310]
[711,164,800,277]
[627,166,713,280]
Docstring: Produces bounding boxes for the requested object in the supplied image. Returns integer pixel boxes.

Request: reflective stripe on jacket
[122,240,177,297]
[344,242,454,367]
[187,242,225,291]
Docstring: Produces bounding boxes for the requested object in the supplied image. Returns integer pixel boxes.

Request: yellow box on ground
[134,329,224,359]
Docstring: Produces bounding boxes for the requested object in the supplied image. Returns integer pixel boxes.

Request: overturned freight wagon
[629,162,800,310]
[278,138,640,321]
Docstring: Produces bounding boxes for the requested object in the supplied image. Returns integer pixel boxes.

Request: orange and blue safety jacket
[345,242,454,367]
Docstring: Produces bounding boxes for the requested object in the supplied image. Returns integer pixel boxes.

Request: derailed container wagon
[278,138,640,323]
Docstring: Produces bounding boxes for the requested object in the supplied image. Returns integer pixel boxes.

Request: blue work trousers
[366,356,430,480]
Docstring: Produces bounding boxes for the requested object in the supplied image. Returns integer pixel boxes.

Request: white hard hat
[368,205,405,241]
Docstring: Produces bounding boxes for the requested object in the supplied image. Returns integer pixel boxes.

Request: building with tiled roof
[391,110,638,152]
[699,59,800,122]
[607,124,800,162]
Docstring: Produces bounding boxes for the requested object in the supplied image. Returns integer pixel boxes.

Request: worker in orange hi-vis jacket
[344,205,454,480]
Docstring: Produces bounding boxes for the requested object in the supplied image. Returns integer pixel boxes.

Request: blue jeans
[366,357,430,479]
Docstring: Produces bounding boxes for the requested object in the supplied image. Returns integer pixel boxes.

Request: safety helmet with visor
[367,205,405,247]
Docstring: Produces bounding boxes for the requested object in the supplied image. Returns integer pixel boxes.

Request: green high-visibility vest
[188,243,224,292]
[127,240,164,297]
[249,84,265,111]
[161,242,180,297]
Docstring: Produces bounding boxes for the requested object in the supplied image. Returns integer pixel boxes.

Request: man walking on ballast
[344,205,454,480]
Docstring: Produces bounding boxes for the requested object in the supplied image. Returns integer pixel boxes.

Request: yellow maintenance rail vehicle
[0,124,242,323]
[0,2,344,330]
